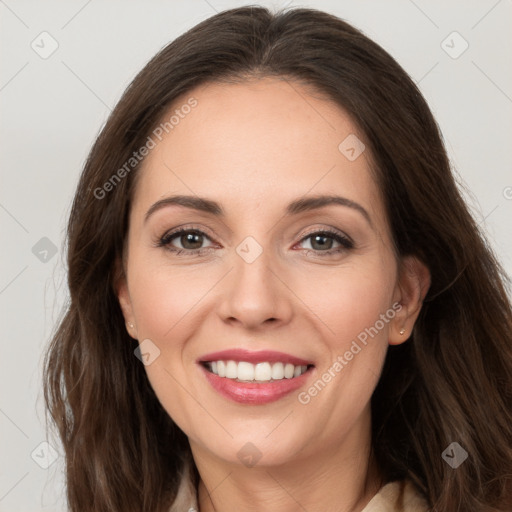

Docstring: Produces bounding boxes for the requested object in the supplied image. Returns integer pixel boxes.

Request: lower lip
[200,364,314,405]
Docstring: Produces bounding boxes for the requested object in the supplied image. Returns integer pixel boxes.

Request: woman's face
[118,77,426,469]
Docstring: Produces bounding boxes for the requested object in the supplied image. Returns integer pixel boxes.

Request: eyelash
[156,225,354,258]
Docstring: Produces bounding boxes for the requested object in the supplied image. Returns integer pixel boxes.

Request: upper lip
[198,348,314,366]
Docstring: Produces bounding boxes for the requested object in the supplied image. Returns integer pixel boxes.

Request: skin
[117,77,430,512]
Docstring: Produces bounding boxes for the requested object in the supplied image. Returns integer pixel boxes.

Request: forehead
[132,78,385,228]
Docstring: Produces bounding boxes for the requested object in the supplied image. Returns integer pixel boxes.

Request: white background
[1,1,511,510]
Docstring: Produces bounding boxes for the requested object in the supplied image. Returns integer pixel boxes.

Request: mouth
[201,360,314,383]
[197,349,315,404]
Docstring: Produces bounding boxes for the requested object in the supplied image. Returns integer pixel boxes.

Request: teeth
[226,360,237,378]
[206,360,309,382]
[271,362,284,380]
[237,361,254,381]
[254,362,272,381]
[284,363,295,379]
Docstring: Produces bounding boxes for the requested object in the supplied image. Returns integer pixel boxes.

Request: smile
[198,349,315,404]
[204,360,310,382]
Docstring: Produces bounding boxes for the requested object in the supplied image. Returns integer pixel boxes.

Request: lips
[197,348,315,404]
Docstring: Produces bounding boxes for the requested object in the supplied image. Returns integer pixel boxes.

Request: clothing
[361,480,430,512]
[169,456,430,512]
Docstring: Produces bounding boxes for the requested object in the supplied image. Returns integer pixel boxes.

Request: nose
[217,246,294,330]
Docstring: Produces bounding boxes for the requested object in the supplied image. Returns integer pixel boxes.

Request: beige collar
[169,456,429,512]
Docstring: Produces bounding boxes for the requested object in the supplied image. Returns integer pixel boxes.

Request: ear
[389,255,431,345]
[114,256,138,340]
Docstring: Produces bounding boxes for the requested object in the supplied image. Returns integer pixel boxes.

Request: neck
[192,415,383,512]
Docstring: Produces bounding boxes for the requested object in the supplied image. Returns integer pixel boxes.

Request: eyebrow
[144,194,372,227]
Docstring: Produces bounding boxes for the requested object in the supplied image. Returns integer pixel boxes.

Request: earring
[399,328,406,335]
[128,322,134,329]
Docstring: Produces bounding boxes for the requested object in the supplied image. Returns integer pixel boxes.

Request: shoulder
[362,480,430,512]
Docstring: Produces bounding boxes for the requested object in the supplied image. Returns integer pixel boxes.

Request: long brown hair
[44,6,512,511]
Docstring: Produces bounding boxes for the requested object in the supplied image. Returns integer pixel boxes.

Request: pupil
[312,234,332,250]
[183,232,202,249]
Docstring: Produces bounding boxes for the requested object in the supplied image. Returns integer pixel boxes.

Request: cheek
[127,262,205,431]
[296,271,395,433]
[296,257,397,412]
[129,258,210,341]
[294,259,396,345]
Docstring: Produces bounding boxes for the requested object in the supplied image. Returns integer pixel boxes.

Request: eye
[296,228,354,256]
[157,227,215,256]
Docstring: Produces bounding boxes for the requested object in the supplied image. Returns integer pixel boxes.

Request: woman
[44,6,512,512]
